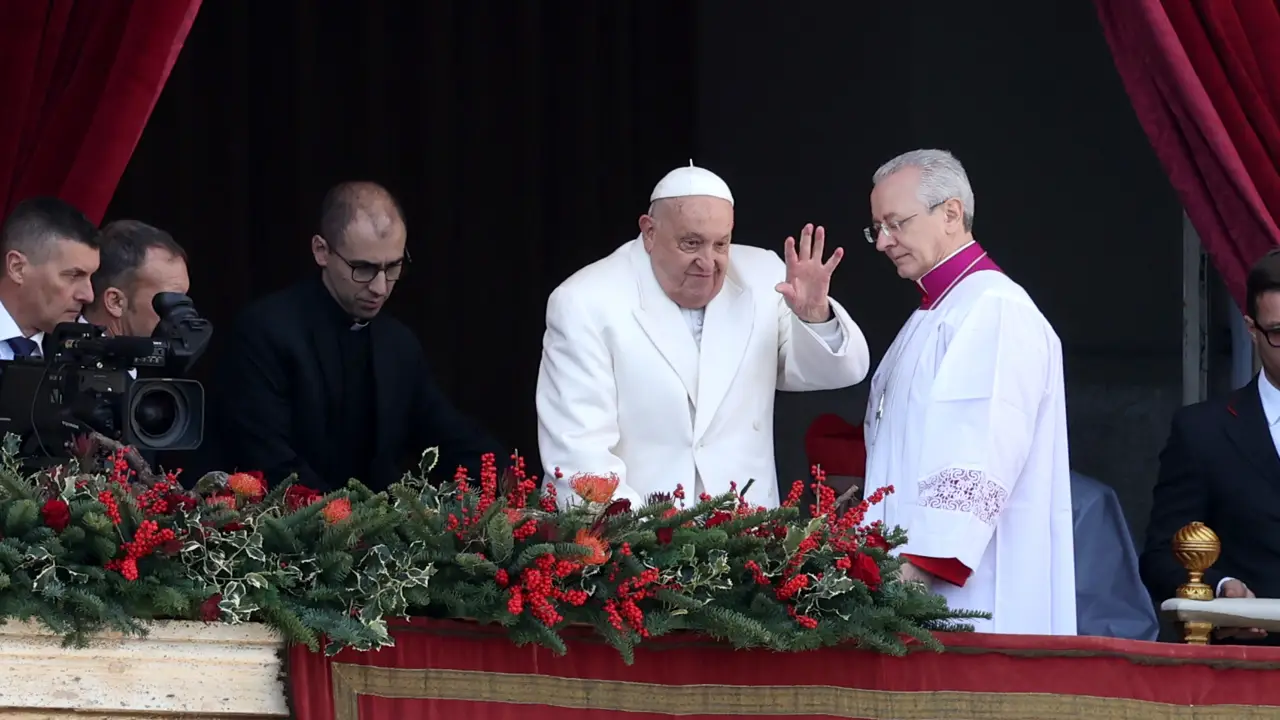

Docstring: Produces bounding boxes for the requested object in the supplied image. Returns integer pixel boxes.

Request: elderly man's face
[869,167,952,281]
[639,197,734,309]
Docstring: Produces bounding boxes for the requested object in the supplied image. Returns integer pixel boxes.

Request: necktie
[6,337,38,359]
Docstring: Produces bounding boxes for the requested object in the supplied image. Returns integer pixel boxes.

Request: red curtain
[1096,0,1280,310]
[0,0,201,224]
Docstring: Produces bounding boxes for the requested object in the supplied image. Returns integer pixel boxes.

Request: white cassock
[537,234,870,509]
[863,241,1076,635]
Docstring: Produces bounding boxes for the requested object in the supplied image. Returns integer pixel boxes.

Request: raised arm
[768,243,869,391]
[535,286,638,505]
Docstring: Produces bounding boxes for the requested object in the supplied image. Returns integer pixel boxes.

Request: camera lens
[129,385,188,444]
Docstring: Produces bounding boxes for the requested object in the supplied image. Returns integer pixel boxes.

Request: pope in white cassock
[861,149,1075,635]
[537,163,870,508]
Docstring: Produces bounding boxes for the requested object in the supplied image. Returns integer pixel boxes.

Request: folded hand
[1216,579,1268,640]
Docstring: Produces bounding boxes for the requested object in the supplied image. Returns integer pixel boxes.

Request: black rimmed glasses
[1253,319,1280,348]
[328,245,412,284]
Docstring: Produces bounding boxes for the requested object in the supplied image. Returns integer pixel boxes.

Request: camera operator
[81,220,189,345]
[79,221,198,470]
[0,198,99,359]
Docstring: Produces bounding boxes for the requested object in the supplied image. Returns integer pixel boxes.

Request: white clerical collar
[1259,372,1280,427]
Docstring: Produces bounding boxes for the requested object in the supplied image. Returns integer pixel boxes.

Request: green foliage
[0,438,987,663]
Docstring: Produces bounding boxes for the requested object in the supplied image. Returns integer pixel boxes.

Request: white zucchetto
[649,160,734,206]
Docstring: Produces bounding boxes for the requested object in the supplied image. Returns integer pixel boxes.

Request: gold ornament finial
[1171,522,1221,644]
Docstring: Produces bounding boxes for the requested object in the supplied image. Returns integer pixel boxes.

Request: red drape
[0,0,201,224]
[1096,0,1280,310]
[289,618,1280,719]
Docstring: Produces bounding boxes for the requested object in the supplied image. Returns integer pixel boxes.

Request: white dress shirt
[0,300,42,360]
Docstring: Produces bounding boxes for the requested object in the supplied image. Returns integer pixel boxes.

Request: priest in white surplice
[861,149,1075,635]
[537,164,870,507]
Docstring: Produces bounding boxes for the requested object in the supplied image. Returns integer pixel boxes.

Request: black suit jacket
[213,276,502,492]
[1141,376,1280,609]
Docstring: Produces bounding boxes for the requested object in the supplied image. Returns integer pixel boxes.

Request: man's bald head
[318,181,406,250]
[312,181,410,320]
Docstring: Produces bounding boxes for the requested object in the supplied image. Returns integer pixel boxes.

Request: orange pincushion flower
[322,498,352,524]
[570,473,619,503]
[573,529,609,565]
[227,472,266,500]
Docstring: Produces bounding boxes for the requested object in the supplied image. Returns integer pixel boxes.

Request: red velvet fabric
[289,618,1280,719]
[803,413,865,477]
[902,554,972,587]
[1096,0,1280,309]
[0,0,201,223]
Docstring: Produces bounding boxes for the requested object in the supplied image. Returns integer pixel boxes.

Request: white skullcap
[649,160,734,206]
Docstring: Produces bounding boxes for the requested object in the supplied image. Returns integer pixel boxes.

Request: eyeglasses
[863,202,946,244]
[327,243,411,284]
[1252,319,1280,348]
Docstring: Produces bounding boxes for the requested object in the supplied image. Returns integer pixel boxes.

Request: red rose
[40,499,70,532]
[603,498,632,517]
[655,526,674,545]
[199,594,222,622]
[851,552,882,592]
[166,492,199,512]
[284,484,322,512]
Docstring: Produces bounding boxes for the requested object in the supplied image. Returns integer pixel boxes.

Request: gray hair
[872,149,975,232]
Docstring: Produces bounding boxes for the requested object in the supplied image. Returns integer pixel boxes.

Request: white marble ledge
[0,620,288,718]
[1161,597,1280,632]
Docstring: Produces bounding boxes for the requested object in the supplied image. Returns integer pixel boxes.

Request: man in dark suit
[81,220,191,470]
[1141,249,1280,644]
[214,181,502,492]
[82,220,190,340]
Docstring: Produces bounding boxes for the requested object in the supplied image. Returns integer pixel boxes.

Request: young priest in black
[213,182,502,492]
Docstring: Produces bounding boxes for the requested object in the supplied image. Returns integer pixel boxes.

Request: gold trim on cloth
[328,663,1280,720]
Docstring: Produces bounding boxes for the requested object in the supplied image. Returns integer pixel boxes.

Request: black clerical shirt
[214,274,504,492]
[319,289,378,487]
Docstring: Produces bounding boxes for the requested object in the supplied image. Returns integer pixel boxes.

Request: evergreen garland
[0,435,988,663]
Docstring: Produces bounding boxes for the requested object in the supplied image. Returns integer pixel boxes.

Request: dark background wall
[691,1,1184,540]
[107,0,1182,540]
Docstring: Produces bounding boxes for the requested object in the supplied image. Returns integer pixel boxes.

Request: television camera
[0,292,212,462]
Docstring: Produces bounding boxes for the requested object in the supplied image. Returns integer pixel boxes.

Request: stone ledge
[0,620,287,718]
[1162,597,1280,632]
